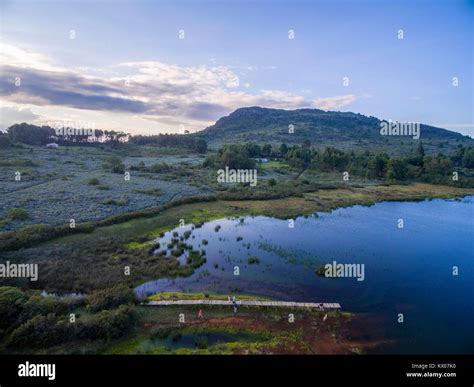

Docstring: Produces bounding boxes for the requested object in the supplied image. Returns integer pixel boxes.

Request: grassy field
[38,182,474,248]
[0,145,209,232]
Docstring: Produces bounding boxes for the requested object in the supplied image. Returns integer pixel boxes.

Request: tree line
[1,123,208,152]
[204,142,474,184]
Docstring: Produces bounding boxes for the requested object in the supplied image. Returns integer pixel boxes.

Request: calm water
[135,196,474,354]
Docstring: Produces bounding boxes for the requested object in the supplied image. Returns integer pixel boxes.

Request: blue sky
[0,0,472,135]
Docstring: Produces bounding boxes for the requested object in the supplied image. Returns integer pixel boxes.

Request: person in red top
[198,308,203,319]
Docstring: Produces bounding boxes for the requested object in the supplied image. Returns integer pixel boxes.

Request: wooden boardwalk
[144,300,341,309]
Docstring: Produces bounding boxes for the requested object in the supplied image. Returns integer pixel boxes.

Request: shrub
[8,314,64,348]
[86,285,136,312]
[8,208,28,221]
[105,155,125,174]
[0,287,28,329]
[247,256,260,265]
[88,177,100,185]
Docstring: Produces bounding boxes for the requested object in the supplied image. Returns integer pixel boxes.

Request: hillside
[197,107,472,155]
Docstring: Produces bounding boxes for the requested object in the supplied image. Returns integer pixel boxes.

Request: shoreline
[1,182,472,254]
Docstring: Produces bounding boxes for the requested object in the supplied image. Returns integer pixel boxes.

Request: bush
[19,295,68,323]
[8,208,28,221]
[8,314,68,348]
[88,177,100,185]
[80,305,136,341]
[247,256,260,265]
[105,155,125,174]
[86,285,136,312]
[0,287,28,329]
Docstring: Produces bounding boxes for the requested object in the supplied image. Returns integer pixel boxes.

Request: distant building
[46,143,59,148]
[254,158,269,163]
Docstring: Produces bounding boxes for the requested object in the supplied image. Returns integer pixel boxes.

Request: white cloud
[0,103,40,129]
[313,94,356,110]
[0,42,62,72]
[0,42,358,134]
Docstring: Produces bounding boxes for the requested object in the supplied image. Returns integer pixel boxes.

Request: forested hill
[197,107,472,155]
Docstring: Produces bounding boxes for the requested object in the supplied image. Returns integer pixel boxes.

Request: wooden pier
[144,300,341,309]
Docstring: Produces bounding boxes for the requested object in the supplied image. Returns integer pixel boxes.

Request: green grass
[146,292,269,302]
[32,182,474,251]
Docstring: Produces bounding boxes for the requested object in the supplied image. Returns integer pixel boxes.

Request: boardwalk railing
[143,300,341,309]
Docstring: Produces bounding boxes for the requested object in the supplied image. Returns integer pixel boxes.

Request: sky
[0,0,472,136]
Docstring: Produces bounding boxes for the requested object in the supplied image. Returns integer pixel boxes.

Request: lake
[135,196,474,354]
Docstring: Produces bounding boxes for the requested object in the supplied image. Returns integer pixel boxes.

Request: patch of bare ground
[184,311,390,354]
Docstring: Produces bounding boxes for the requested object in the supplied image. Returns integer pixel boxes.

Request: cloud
[313,95,356,110]
[0,42,358,133]
[0,66,147,113]
[0,104,40,130]
[0,43,61,72]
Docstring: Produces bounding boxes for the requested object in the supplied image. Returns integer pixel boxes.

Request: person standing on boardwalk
[232,296,237,314]
[198,308,203,319]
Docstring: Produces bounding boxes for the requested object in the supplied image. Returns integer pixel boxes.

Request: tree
[217,145,256,169]
[244,143,262,157]
[129,134,207,153]
[105,155,125,174]
[7,123,54,145]
[262,144,272,157]
[279,143,288,157]
[366,152,388,179]
[417,141,425,157]
[462,147,474,168]
[318,147,349,171]
[386,159,408,181]
[423,156,453,176]
[194,138,208,153]
[286,146,311,168]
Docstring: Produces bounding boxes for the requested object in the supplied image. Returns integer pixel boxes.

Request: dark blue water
[135,196,474,354]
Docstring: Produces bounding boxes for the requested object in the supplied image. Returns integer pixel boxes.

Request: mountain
[197,107,472,154]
